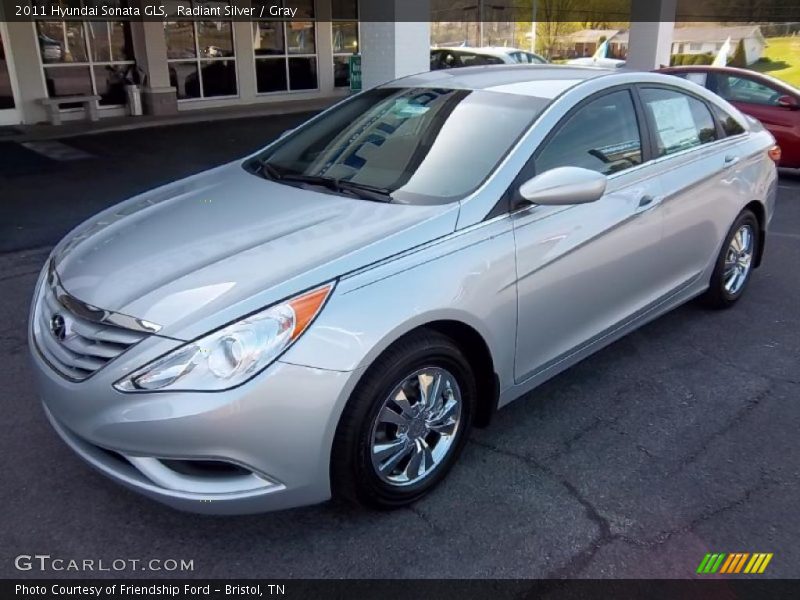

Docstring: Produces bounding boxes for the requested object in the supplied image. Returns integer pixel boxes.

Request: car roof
[431,46,510,57]
[391,65,615,99]
[659,65,798,94]
[430,46,542,61]
[430,47,511,63]
[661,65,752,75]
[480,46,526,55]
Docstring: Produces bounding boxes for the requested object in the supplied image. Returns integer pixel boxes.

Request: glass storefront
[165,1,238,100]
[332,0,358,87]
[23,1,361,120]
[0,27,15,110]
[252,0,318,94]
[36,20,135,106]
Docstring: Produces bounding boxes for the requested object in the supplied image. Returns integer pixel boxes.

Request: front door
[0,23,22,126]
[512,88,669,383]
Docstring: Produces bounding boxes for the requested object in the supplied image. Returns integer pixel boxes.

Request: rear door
[637,85,745,290]
[511,88,669,383]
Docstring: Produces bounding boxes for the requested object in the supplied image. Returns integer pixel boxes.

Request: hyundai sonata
[30,66,778,513]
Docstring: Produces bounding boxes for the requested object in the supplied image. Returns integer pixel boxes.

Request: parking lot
[1,117,798,578]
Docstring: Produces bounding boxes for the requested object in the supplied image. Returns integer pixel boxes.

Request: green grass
[750,36,800,88]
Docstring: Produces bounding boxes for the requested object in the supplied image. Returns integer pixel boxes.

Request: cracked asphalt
[1,117,798,579]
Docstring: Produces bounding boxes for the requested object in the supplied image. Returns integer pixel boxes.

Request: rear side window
[667,71,709,87]
[711,104,746,137]
[432,51,504,69]
[640,88,718,156]
[463,53,504,66]
[536,90,643,176]
[510,52,545,64]
[712,73,782,106]
[684,72,708,87]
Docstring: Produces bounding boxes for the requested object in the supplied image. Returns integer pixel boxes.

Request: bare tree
[536,0,580,57]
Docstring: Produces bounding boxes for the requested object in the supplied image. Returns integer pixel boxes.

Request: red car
[659,66,800,168]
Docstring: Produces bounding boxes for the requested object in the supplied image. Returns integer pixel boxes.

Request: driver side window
[536,90,643,176]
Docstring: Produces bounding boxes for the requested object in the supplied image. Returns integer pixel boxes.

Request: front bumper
[30,333,362,514]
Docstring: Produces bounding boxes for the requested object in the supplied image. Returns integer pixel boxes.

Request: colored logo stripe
[745,553,773,574]
[719,554,737,573]
[696,554,712,574]
[698,552,773,574]
[697,553,726,574]
[720,553,748,573]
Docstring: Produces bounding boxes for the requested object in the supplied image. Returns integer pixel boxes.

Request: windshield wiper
[259,162,393,203]
[260,161,284,181]
[332,179,393,203]
[266,169,392,203]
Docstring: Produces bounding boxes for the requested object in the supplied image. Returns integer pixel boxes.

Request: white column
[626,0,677,70]
[316,0,336,94]
[233,20,257,104]
[130,19,177,115]
[3,21,49,123]
[360,0,430,89]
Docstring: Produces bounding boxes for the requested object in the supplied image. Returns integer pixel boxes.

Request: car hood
[52,162,458,340]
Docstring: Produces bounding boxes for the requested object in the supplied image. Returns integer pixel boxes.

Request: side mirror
[777,95,799,110]
[518,167,608,206]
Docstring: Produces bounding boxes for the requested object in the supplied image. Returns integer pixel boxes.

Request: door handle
[724,154,740,166]
[638,195,655,208]
[636,194,662,213]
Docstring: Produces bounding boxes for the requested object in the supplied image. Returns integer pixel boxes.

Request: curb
[0,97,341,143]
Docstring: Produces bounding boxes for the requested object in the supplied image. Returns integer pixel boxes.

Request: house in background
[560,29,629,59]
[557,25,766,65]
[670,26,767,65]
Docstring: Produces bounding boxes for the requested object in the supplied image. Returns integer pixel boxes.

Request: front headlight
[114,283,334,392]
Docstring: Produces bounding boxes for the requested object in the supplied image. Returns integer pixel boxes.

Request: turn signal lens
[768,146,782,164]
[288,286,333,340]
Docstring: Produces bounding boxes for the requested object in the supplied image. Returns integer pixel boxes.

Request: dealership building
[0,0,680,127]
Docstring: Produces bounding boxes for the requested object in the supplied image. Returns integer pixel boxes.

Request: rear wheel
[701,210,759,309]
[331,330,475,509]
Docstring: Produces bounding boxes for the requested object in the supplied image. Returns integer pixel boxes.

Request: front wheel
[331,330,476,509]
[700,210,760,309]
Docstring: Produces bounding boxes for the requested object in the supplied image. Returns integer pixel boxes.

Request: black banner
[1,0,799,22]
[5,580,800,600]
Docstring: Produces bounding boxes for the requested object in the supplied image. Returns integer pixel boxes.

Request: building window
[165,1,238,100]
[332,0,359,87]
[252,1,317,94]
[36,20,135,107]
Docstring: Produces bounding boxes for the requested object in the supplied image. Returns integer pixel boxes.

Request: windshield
[253,87,550,205]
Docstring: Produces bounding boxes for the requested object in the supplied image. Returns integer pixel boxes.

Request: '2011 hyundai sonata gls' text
[30,66,778,514]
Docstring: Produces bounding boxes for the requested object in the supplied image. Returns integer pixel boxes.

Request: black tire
[331,329,476,509]
[700,209,760,309]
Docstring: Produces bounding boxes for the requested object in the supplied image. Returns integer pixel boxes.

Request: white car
[30,66,778,514]
[431,46,547,70]
[484,47,549,65]
[568,56,626,68]
[568,39,626,69]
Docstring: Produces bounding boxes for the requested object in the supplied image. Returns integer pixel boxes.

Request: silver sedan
[29,66,779,514]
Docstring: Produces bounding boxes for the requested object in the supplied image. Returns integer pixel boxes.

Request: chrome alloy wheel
[724,224,755,295]
[369,367,463,486]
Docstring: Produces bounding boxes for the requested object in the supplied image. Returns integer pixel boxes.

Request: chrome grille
[33,263,156,381]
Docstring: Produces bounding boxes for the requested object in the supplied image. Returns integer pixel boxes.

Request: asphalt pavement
[1,118,799,578]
